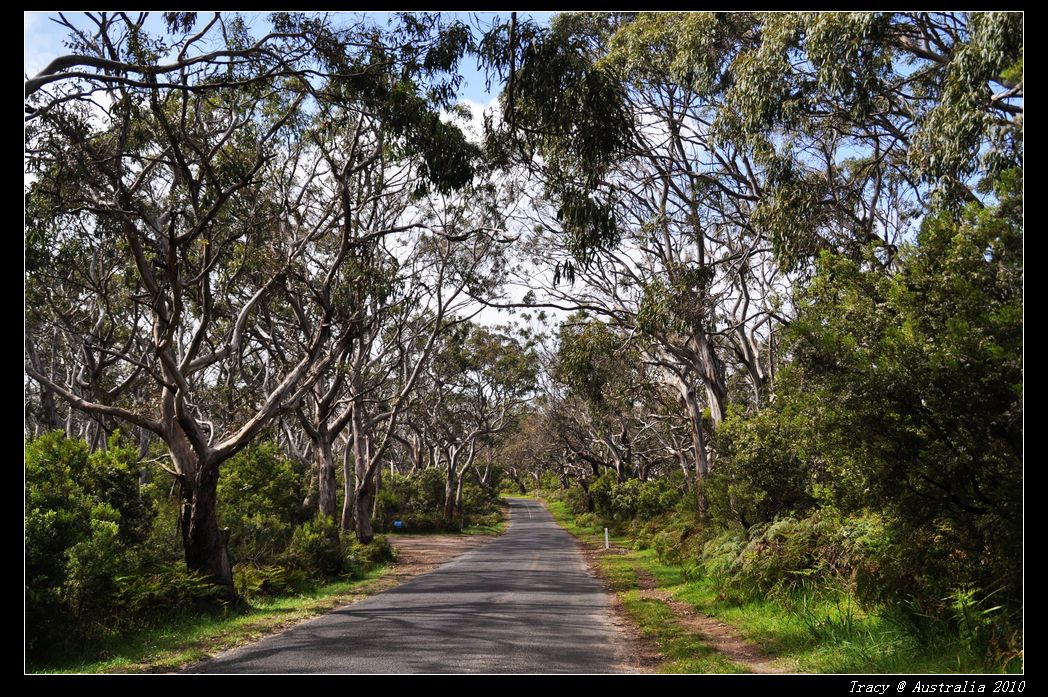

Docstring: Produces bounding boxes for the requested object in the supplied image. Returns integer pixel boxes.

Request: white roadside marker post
[604,527,609,550]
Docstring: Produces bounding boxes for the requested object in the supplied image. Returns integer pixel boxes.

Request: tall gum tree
[24,11,492,591]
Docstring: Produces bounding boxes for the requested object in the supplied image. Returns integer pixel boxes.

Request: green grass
[539,494,1015,674]
[542,498,747,672]
[30,568,395,674]
[621,590,747,673]
[461,518,506,535]
[667,578,1008,673]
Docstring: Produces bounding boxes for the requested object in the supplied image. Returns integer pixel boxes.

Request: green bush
[587,473,684,522]
[461,479,500,516]
[588,471,616,519]
[635,477,683,520]
[25,432,154,657]
[344,534,397,574]
[234,564,309,600]
[64,504,128,627]
[694,510,891,604]
[630,519,657,550]
[573,512,598,530]
[709,406,817,527]
[218,442,308,564]
[375,469,500,532]
[117,565,227,620]
[285,517,343,578]
[468,512,502,528]
[563,484,592,515]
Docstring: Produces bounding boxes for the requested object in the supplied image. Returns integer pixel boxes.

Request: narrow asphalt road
[189,498,631,674]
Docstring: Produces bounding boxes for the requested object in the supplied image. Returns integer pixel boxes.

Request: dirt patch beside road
[383,534,496,586]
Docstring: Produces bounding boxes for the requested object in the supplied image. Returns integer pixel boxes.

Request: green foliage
[710,405,816,527]
[562,483,592,515]
[83,436,152,545]
[911,13,1024,184]
[64,505,127,626]
[588,472,684,523]
[345,535,398,571]
[573,512,599,530]
[25,432,157,656]
[285,517,344,578]
[117,565,227,621]
[233,564,310,600]
[637,266,717,336]
[556,319,627,409]
[375,469,501,532]
[503,15,633,189]
[217,442,308,564]
[786,174,1022,615]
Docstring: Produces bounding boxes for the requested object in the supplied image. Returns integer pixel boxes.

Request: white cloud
[441,96,501,145]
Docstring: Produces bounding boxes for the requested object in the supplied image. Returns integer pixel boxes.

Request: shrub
[573,512,598,530]
[588,471,616,519]
[25,431,153,657]
[218,442,307,564]
[118,565,227,618]
[233,564,309,600]
[63,504,128,627]
[352,535,397,567]
[635,477,683,520]
[285,517,343,578]
[563,484,591,515]
[468,512,502,528]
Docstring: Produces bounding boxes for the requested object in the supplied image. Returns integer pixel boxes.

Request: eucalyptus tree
[286,86,481,525]
[485,13,785,513]
[23,11,491,592]
[483,11,1022,515]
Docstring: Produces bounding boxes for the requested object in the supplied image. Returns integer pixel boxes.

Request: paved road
[190,498,630,673]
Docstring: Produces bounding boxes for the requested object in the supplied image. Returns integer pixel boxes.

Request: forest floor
[35,530,501,673]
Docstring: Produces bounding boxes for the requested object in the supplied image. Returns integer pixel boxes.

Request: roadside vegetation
[25,431,505,671]
[541,483,1022,673]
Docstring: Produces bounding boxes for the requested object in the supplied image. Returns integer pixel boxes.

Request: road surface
[190,498,631,673]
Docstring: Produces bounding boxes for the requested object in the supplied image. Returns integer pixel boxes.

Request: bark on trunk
[340,434,354,532]
[315,434,338,520]
[681,385,710,520]
[177,460,234,599]
[372,464,382,520]
[354,487,374,544]
[165,391,235,599]
[454,473,465,518]
[694,333,727,426]
[349,400,376,543]
[443,456,457,523]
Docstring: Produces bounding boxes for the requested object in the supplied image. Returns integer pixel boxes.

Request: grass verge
[30,568,393,674]
[542,498,1016,674]
[543,499,748,673]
